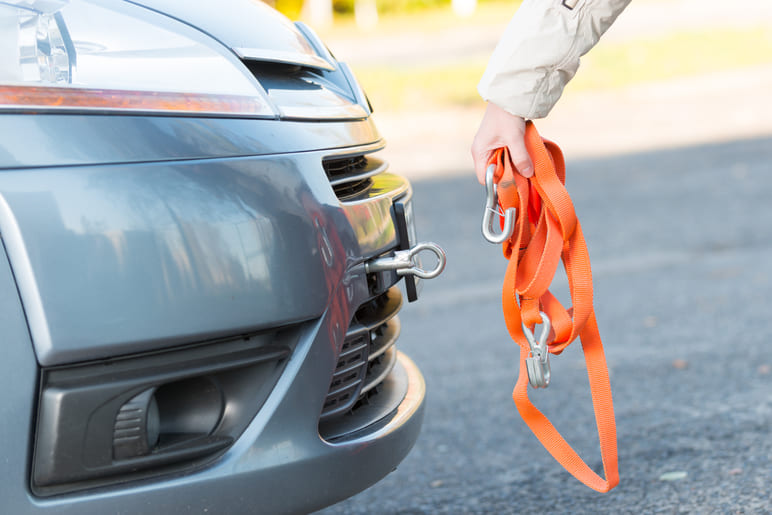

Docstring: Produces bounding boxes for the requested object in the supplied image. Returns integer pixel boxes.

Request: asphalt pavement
[320,135,772,513]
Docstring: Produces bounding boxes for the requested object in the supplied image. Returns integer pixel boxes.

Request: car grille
[323,153,388,201]
[320,286,402,420]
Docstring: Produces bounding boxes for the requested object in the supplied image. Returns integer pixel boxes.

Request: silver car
[0,0,445,512]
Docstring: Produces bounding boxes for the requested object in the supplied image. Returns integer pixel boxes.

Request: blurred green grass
[346,23,772,112]
[576,26,772,90]
[319,0,520,34]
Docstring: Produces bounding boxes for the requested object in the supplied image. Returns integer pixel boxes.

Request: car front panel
[0,113,428,513]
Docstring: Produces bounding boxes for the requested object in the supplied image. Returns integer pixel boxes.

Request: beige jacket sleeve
[478,0,631,119]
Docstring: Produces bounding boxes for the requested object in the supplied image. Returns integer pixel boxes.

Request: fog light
[113,388,160,460]
[113,378,224,461]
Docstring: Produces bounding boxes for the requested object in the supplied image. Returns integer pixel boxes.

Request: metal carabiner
[523,311,552,389]
[482,164,516,244]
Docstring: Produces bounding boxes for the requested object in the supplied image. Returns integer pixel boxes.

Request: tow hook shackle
[365,241,446,280]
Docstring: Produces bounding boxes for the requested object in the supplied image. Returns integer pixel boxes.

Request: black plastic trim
[394,202,419,302]
[32,328,299,497]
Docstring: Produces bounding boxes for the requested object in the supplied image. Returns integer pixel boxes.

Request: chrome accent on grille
[320,287,402,419]
[323,154,388,201]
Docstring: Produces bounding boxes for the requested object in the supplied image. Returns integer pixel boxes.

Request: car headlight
[0,0,277,117]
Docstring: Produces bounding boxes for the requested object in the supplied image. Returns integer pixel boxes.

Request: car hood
[127,0,334,70]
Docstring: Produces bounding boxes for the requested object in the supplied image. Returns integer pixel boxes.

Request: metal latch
[482,164,516,244]
[523,312,552,389]
[365,242,446,279]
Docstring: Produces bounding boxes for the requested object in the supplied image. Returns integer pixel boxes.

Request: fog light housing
[31,328,300,496]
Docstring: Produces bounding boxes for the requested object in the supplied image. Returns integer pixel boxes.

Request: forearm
[478,0,631,119]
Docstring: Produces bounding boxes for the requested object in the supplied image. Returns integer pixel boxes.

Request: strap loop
[486,121,619,493]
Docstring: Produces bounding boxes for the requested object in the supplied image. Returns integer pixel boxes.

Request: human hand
[471,102,533,184]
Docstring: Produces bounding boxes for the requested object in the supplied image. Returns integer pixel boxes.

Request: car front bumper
[0,113,433,513]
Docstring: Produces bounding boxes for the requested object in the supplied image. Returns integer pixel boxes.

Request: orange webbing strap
[491,121,619,492]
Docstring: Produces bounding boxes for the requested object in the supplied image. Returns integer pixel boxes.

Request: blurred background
[271,0,772,181]
[267,1,772,512]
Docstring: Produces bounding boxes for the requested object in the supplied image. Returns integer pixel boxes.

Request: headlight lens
[15,3,71,83]
[0,0,276,117]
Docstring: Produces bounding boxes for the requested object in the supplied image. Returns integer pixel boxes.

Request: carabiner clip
[482,164,516,244]
[523,312,551,389]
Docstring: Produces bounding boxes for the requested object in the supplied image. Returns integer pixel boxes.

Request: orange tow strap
[488,121,619,492]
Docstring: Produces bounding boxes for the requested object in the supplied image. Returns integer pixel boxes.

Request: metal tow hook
[365,242,446,279]
[482,163,517,244]
[523,312,552,389]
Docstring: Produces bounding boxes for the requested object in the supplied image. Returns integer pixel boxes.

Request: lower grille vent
[323,154,388,201]
[325,155,368,178]
[332,177,372,200]
[320,287,402,420]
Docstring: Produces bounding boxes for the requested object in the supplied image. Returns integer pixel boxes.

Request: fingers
[507,138,534,178]
[471,103,533,183]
